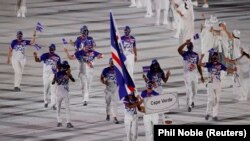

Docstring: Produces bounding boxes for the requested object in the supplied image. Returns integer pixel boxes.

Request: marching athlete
[52,61,75,128]
[34,44,61,109]
[178,40,204,112]
[176,0,194,44]
[100,58,119,124]
[123,92,143,141]
[199,52,237,121]
[71,25,96,51]
[143,59,171,94]
[140,80,160,141]
[121,26,138,80]
[7,30,36,91]
[64,41,103,106]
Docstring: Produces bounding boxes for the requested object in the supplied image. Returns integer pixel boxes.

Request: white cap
[233,30,240,38]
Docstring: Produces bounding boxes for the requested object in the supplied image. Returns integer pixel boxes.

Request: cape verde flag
[110,11,135,100]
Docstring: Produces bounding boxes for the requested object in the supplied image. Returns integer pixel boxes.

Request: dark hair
[149,62,164,74]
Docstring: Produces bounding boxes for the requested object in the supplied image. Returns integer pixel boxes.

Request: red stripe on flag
[128,86,135,92]
[111,52,122,67]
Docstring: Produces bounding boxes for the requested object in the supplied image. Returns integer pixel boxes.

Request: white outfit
[177,0,195,44]
[43,74,56,106]
[125,54,135,80]
[143,113,159,141]
[122,35,136,80]
[201,19,215,63]
[145,0,153,17]
[12,57,26,88]
[231,39,250,101]
[105,87,118,117]
[41,53,60,106]
[206,82,221,117]
[17,0,26,17]
[56,84,71,123]
[10,39,30,88]
[123,97,138,141]
[184,72,198,107]
[78,62,93,102]
[155,0,170,25]
[173,0,184,37]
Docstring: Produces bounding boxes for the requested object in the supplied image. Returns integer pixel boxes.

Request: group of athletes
[6,0,250,141]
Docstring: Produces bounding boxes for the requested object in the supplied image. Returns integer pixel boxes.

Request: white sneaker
[129,4,136,7]
[17,12,21,17]
[202,4,209,8]
[21,13,25,18]
[144,13,153,18]
[172,34,179,39]
[192,1,198,6]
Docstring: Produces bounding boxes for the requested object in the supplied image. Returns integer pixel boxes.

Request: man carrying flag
[110,11,140,141]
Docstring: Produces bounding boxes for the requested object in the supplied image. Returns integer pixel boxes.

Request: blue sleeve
[94,51,101,57]
[153,91,160,96]
[102,68,108,77]
[75,37,81,49]
[181,51,187,59]
[10,40,16,49]
[140,91,146,98]
[147,71,152,80]
[40,53,47,62]
[25,40,31,45]
[204,63,210,68]
[221,63,227,71]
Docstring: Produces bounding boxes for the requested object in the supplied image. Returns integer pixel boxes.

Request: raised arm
[64,48,75,60]
[178,40,189,55]
[163,70,171,83]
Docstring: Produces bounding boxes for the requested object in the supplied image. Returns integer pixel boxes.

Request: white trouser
[12,58,26,87]
[43,74,56,106]
[206,82,221,117]
[124,113,138,141]
[184,72,198,107]
[105,86,118,117]
[56,85,71,123]
[143,113,159,141]
[179,26,194,45]
[155,0,170,25]
[173,9,181,36]
[79,69,93,102]
[125,54,135,80]
[145,0,153,15]
[233,72,250,101]
[17,0,26,16]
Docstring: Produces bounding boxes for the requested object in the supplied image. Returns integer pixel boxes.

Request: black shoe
[52,105,57,110]
[83,101,88,106]
[44,103,48,108]
[67,122,74,128]
[205,115,209,120]
[106,115,110,121]
[191,102,195,108]
[212,117,218,121]
[114,117,119,124]
[188,107,192,112]
[57,122,62,127]
[14,87,21,92]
